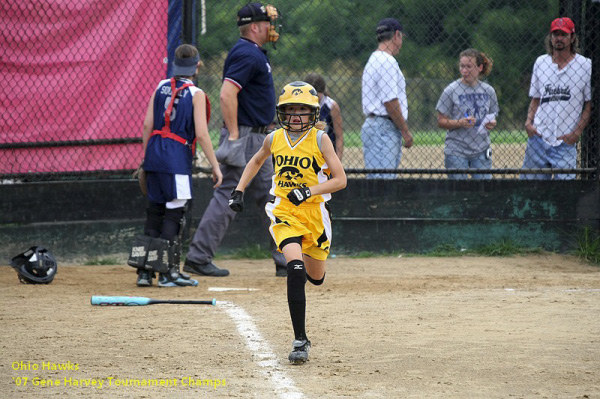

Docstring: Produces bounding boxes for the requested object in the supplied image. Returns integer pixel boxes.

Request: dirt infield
[1,255,599,398]
[342,143,527,171]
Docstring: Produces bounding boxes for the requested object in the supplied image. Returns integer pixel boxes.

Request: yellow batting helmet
[276,81,320,132]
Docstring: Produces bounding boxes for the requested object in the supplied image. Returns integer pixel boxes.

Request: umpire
[184,2,287,277]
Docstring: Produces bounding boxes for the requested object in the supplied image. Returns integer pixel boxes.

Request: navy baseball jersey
[319,95,336,151]
[222,38,275,127]
[144,78,201,174]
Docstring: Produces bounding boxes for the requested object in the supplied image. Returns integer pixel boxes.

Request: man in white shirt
[521,17,592,180]
[361,17,413,179]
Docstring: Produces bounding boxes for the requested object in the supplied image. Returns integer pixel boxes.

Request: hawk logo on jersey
[276,166,307,188]
[278,166,304,181]
[275,155,312,188]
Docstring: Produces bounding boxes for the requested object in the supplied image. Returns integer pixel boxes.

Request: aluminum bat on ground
[91,296,216,306]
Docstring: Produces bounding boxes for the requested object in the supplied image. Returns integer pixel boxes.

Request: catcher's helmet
[237,3,282,48]
[276,81,320,132]
[10,246,57,284]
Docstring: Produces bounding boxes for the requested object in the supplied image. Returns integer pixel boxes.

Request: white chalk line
[219,301,304,399]
[501,288,600,293]
[208,287,259,292]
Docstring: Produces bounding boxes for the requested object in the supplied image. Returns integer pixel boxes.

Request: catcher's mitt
[132,162,147,195]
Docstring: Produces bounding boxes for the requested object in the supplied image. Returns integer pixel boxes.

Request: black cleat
[288,339,311,364]
[136,270,153,287]
[275,264,287,277]
[183,260,230,277]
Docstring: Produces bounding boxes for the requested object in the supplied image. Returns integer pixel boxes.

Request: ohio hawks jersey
[269,127,331,203]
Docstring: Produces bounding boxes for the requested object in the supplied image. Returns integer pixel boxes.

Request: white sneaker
[157,273,198,287]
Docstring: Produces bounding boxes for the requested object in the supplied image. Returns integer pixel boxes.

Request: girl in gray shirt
[436,48,499,179]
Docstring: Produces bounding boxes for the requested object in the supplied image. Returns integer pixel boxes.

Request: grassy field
[209,235,600,265]
[207,129,528,147]
[343,129,528,147]
[200,129,529,172]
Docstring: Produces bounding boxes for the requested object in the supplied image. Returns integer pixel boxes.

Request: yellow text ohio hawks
[270,127,331,203]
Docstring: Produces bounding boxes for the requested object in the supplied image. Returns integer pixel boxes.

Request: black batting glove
[229,189,244,212]
[287,187,311,206]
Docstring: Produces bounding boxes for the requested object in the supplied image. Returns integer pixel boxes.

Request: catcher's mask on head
[237,2,282,48]
[265,4,282,48]
[277,81,320,133]
[10,246,57,284]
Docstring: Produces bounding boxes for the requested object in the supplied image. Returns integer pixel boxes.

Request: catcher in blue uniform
[127,44,222,287]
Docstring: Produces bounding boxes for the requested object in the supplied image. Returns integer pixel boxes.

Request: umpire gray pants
[186,125,286,266]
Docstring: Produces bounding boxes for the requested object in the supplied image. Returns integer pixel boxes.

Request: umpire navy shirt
[223,38,275,127]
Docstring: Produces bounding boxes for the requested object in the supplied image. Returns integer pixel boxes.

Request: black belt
[250,126,268,134]
[224,124,269,134]
[368,113,391,120]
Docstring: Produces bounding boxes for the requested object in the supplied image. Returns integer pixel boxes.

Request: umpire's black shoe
[275,264,287,277]
[183,260,230,277]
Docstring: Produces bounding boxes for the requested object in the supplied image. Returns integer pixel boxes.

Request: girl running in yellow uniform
[229,81,346,364]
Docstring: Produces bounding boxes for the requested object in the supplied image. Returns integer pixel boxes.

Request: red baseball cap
[550,17,575,34]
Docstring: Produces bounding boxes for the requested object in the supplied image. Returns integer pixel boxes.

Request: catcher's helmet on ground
[276,81,320,132]
[10,246,57,284]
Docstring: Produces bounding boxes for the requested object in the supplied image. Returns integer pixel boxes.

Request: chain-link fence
[2,0,598,181]
[1,0,169,181]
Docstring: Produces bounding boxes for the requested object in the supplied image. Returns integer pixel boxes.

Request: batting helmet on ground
[10,246,57,284]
